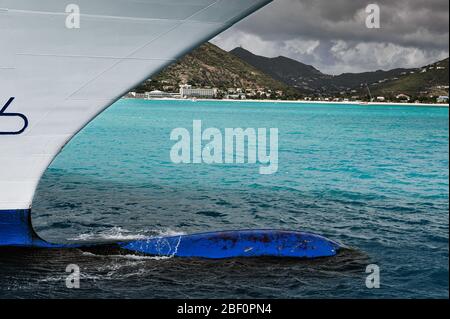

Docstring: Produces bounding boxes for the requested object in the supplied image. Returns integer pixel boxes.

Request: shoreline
[124,97,449,108]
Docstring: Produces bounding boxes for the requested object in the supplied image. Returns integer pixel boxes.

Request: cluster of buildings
[368,94,448,104]
[126,85,218,100]
[370,92,449,104]
[226,87,284,99]
[298,92,449,104]
[126,87,448,104]
[127,84,284,101]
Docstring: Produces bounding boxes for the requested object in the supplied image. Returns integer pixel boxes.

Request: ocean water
[0,100,448,298]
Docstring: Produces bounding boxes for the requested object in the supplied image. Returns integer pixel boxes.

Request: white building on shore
[145,90,179,99]
[179,84,218,98]
[437,96,449,103]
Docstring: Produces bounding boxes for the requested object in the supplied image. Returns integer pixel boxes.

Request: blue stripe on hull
[0,209,58,247]
[0,209,34,246]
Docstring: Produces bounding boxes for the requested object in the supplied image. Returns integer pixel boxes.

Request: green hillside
[134,43,448,101]
[230,47,330,92]
[135,43,301,98]
[372,58,449,97]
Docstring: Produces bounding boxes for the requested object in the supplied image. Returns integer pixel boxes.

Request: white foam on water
[155,228,186,238]
[69,227,186,242]
[69,226,149,241]
[115,254,174,261]
[67,227,187,261]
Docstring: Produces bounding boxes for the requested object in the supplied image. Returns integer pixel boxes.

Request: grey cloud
[212,0,449,74]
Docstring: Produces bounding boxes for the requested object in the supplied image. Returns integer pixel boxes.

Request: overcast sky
[211,0,449,75]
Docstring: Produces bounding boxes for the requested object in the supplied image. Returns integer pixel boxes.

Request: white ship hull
[0,0,271,213]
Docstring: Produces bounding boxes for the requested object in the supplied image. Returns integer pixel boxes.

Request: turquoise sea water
[2,100,448,298]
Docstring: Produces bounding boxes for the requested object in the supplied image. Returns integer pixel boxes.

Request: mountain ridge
[136,43,302,98]
[230,47,330,92]
[230,47,448,97]
[136,43,448,101]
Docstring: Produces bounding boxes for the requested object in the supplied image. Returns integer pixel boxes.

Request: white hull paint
[0,0,271,210]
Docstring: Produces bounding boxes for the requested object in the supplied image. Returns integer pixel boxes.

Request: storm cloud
[211,0,449,74]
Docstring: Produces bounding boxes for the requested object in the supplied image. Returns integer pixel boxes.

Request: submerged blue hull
[120,230,341,259]
[0,210,341,259]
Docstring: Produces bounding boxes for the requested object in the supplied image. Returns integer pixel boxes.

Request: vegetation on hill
[230,47,330,92]
[135,42,448,102]
[327,68,412,92]
[135,43,302,98]
[371,58,449,98]
[230,47,443,96]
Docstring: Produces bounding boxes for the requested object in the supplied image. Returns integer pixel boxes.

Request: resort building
[180,84,218,98]
[145,90,179,98]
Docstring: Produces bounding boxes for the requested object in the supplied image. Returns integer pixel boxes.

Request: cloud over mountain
[212,0,449,74]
